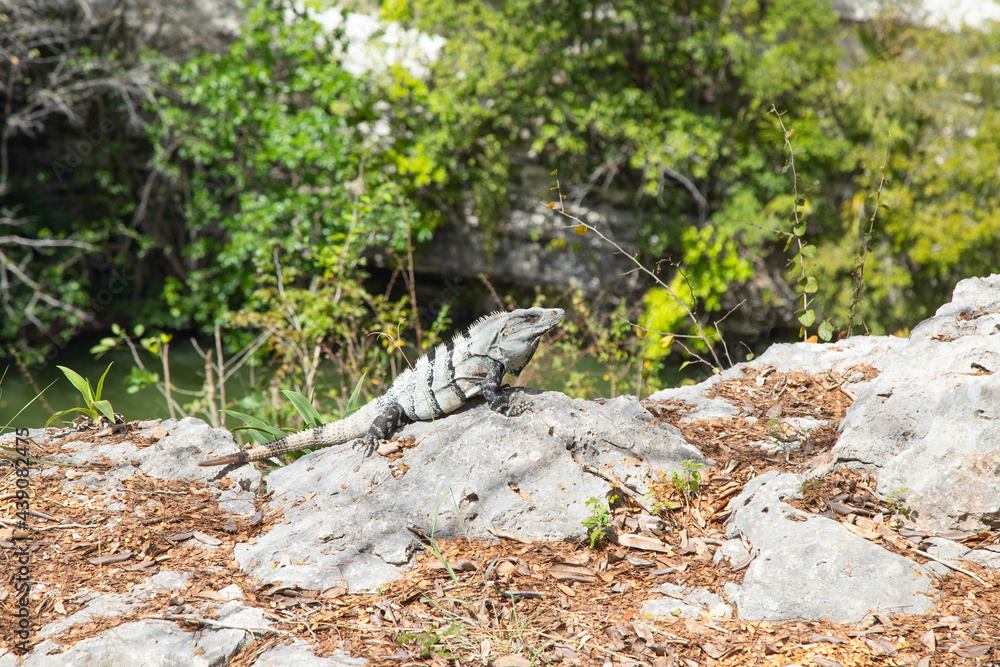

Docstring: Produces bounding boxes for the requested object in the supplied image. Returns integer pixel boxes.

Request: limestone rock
[235,389,703,592]
[721,472,935,622]
[829,274,1000,531]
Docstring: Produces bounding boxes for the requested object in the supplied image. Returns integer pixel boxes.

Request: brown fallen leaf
[493,654,531,667]
[617,533,671,553]
[865,636,898,656]
[812,658,843,667]
[953,643,991,658]
[842,521,880,540]
[321,586,347,599]
[487,528,535,544]
[496,561,517,578]
[632,621,654,643]
[548,562,596,583]
[701,642,726,659]
[89,550,133,566]
[826,499,860,515]
[554,582,576,597]
[553,644,578,661]
[192,531,222,546]
[123,559,156,572]
[428,558,476,571]
[919,629,936,651]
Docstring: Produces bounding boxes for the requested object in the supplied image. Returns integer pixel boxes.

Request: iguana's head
[494,307,564,375]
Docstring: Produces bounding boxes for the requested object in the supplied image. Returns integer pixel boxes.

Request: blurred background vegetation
[1,0,998,429]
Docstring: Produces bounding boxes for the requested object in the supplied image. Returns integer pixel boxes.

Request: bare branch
[0,235,96,251]
[0,247,95,325]
[660,165,708,224]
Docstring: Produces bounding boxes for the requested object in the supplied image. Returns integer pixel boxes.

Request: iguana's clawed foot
[353,436,379,458]
[487,389,529,417]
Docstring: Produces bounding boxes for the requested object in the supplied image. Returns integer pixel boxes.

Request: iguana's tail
[197,398,384,466]
[197,451,250,467]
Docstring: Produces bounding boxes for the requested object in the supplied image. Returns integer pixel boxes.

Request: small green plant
[769,106,834,343]
[581,494,617,548]
[671,459,704,497]
[398,623,462,659]
[800,478,823,493]
[91,323,183,419]
[847,134,891,336]
[886,486,910,516]
[643,489,676,514]
[46,363,118,427]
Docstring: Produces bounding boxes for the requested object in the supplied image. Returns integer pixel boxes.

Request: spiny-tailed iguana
[198,307,564,467]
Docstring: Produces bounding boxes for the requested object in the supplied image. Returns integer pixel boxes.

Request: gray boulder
[0,573,272,667]
[19,619,245,667]
[722,472,935,623]
[251,641,367,667]
[828,274,1000,531]
[235,389,704,592]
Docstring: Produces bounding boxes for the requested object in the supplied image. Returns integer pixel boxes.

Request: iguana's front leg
[480,363,512,415]
[354,401,410,457]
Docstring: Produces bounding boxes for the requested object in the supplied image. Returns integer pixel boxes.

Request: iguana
[198,307,564,467]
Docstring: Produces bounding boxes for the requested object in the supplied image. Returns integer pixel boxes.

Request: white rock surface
[829,275,1000,531]
[722,472,935,623]
[235,389,703,592]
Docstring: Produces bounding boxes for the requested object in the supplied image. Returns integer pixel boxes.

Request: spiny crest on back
[461,310,508,338]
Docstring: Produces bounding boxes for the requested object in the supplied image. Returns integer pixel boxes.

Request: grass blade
[281,390,323,427]
[221,410,286,444]
[57,365,94,404]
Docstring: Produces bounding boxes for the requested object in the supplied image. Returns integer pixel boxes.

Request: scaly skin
[198,307,564,467]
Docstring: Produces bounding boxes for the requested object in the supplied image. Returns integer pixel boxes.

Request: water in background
[2,334,698,433]
[1,336,257,430]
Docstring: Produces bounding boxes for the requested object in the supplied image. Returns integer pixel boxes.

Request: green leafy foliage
[640,225,753,359]
[405,0,840,282]
[145,0,459,413]
[150,0,435,330]
[811,19,1000,333]
[671,460,704,498]
[6,0,1000,402]
[403,0,1000,342]
[398,624,461,659]
[0,3,159,365]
